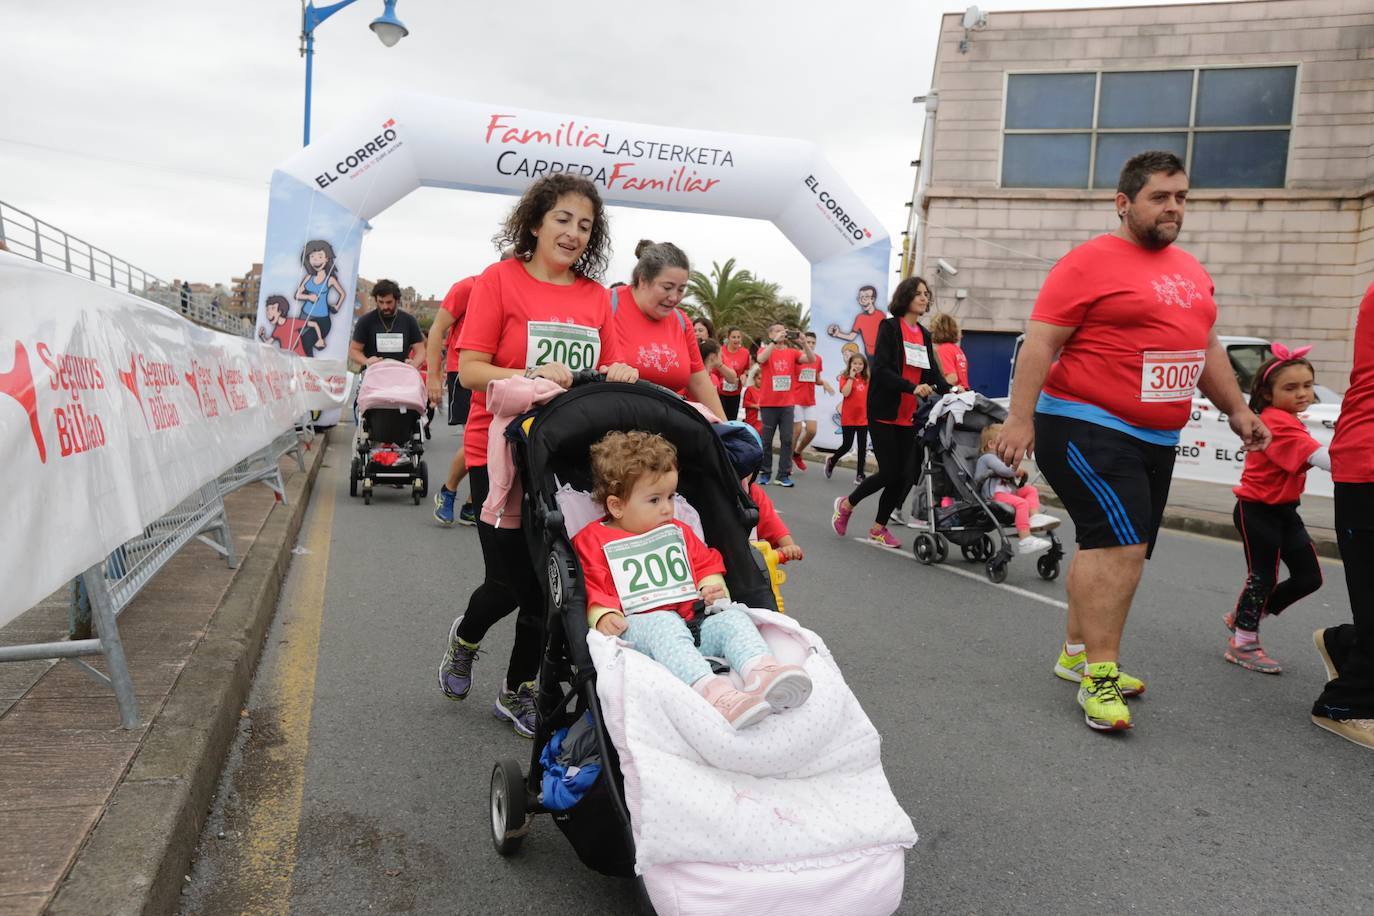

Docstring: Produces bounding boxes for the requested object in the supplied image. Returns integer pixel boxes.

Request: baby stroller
[348,360,429,505]
[488,375,915,916]
[909,392,1064,583]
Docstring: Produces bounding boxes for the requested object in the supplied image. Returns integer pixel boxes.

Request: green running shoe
[1077,662,1132,732]
[1053,644,1145,697]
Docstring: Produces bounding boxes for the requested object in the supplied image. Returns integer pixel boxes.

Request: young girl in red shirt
[825,352,870,483]
[742,367,763,435]
[1226,345,1328,674]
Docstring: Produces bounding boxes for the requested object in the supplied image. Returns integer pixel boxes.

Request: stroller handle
[570,369,607,387]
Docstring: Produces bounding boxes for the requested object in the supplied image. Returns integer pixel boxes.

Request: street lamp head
[370,0,408,47]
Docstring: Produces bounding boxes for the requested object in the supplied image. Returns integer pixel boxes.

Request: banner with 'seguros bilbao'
[0,253,350,627]
[256,92,893,446]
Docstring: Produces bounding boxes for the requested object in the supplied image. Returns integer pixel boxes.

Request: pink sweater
[481,375,565,528]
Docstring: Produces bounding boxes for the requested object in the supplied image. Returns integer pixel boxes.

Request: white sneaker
[905,515,930,529]
[1018,535,1052,555]
[889,508,907,526]
[1029,513,1061,531]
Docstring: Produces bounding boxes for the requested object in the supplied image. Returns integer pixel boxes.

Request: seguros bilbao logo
[804,175,873,244]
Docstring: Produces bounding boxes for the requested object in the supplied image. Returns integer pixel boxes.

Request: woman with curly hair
[436,174,638,737]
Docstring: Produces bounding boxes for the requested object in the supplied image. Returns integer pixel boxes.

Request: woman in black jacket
[831,276,950,548]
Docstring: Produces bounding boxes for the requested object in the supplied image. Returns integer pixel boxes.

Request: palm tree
[685,260,809,344]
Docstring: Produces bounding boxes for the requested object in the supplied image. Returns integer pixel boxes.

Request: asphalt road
[181,423,1374,915]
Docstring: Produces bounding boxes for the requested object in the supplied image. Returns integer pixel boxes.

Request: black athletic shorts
[1033,412,1177,558]
[446,371,472,426]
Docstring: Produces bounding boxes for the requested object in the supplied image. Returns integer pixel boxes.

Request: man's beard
[1126,210,1180,250]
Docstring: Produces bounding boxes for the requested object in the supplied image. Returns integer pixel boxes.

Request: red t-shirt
[611,291,703,394]
[1032,234,1217,431]
[441,277,475,373]
[759,346,802,408]
[456,259,621,466]
[1331,281,1374,484]
[749,483,789,547]
[879,321,926,427]
[572,519,725,621]
[720,345,751,394]
[1234,407,1321,504]
[796,354,823,407]
[937,342,969,389]
[839,374,869,426]
[849,310,884,356]
[268,318,309,356]
[743,386,762,432]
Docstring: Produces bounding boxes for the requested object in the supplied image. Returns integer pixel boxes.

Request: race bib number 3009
[603,524,696,615]
[526,322,601,372]
[1140,349,1205,402]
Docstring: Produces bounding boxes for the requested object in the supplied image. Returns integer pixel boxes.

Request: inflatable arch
[255,92,891,446]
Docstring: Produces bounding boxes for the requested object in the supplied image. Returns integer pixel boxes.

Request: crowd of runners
[361,152,1373,752]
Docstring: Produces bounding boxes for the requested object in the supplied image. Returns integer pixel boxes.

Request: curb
[47,431,332,916]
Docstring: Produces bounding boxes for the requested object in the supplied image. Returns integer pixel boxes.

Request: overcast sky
[3,0,1224,305]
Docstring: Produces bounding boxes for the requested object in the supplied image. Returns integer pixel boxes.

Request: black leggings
[1232,499,1322,632]
[299,313,332,354]
[453,466,544,690]
[830,425,868,473]
[847,422,920,527]
[720,394,741,421]
[1314,482,1374,719]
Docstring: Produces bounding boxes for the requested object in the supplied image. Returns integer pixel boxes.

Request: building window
[1001,66,1296,190]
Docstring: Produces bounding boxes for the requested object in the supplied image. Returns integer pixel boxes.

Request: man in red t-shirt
[827,285,883,357]
[995,150,1269,735]
[426,277,477,527]
[1312,279,1374,750]
[755,322,815,487]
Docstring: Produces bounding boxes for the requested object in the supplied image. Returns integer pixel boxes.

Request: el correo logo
[804,175,871,243]
[314,119,401,188]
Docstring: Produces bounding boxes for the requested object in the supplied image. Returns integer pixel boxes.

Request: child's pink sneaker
[698,675,774,729]
[742,656,813,711]
[831,496,853,537]
[868,525,902,549]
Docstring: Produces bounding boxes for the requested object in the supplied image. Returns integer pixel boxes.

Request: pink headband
[1261,342,1312,384]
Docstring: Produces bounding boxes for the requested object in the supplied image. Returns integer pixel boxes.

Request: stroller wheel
[961,542,980,563]
[362,479,372,506]
[985,558,1008,584]
[1037,554,1061,581]
[490,759,530,856]
[979,534,996,562]
[417,459,430,499]
[913,533,937,565]
[934,534,949,563]
[349,457,359,497]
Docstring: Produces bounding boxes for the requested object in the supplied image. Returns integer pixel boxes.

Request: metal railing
[0,199,251,338]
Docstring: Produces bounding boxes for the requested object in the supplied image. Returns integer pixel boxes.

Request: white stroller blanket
[587,608,917,915]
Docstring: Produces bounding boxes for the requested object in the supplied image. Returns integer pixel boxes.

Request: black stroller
[909,393,1064,583]
[487,376,780,879]
[348,361,429,505]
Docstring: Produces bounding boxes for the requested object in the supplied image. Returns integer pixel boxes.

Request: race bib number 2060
[526,321,601,372]
[1140,349,1205,402]
[603,524,696,614]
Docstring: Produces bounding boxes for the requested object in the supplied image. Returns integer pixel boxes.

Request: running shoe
[775,476,795,488]
[792,453,808,472]
[1310,714,1374,751]
[457,502,477,526]
[434,486,456,527]
[740,657,813,711]
[1224,639,1282,674]
[832,497,852,537]
[1077,662,1132,732]
[1017,535,1052,555]
[1028,513,1061,531]
[437,616,480,700]
[758,472,772,487]
[889,507,907,526]
[824,455,836,479]
[493,680,537,738]
[905,516,931,529]
[1313,628,1338,681]
[1053,645,1145,697]
[868,525,902,549]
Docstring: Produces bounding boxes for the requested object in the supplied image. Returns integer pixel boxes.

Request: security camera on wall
[936,258,958,278]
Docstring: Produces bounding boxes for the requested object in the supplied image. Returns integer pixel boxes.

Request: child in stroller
[348,360,429,504]
[975,423,1059,556]
[909,392,1065,583]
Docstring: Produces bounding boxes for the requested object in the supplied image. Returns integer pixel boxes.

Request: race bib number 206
[603,524,696,615]
[526,321,601,372]
[1140,349,1205,402]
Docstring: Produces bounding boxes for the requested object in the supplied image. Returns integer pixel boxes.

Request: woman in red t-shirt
[929,312,970,389]
[1227,349,1327,674]
[718,327,751,420]
[824,352,870,482]
[612,240,725,419]
[831,277,949,549]
[438,175,638,736]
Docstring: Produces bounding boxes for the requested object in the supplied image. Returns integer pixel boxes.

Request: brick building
[904,0,1374,395]
[228,263,261,320]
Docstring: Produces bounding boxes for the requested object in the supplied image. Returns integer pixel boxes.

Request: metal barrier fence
[0,425,309,728]
[0,199,250,338]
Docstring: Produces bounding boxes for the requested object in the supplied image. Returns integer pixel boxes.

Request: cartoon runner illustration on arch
[258,294,310,356]
[295,239,346,354]
[826,284,883,357]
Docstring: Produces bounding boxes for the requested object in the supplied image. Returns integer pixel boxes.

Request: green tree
[685,259,808,345]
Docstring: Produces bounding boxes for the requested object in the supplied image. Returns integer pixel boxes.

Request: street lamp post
[300,0,408,146]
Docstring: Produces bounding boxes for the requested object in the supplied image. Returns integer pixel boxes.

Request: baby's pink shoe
[741,656,813,712]
[698,675,774,729]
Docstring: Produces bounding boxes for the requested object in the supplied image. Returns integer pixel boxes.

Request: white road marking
[850,536,1070,610]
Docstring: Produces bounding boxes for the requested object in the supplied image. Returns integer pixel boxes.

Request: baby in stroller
[975,423,1059,555]
[573,430,812,730]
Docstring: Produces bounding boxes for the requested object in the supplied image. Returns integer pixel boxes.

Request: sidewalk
[0,432,330,915]
[811,449,1339,558]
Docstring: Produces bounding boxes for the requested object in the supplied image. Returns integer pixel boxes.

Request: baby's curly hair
[590,431,678,506]
[492,174,610,281]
